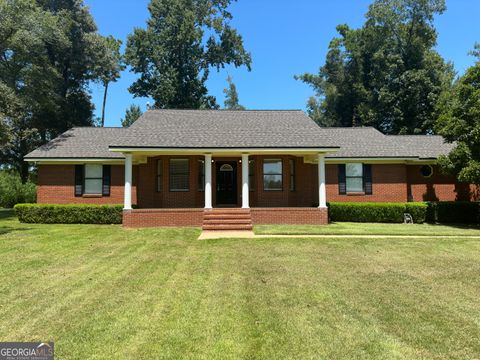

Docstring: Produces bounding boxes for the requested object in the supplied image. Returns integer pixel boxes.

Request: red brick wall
[37,164,137,205]
[326,164,408,202]
[406,165,478,202]
[37,161,476,209]
[123,209,204,227]
[251,207,328,225]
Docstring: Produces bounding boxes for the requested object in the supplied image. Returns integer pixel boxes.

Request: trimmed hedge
[328,201,479,224]
[14,204,123,224]
[328,202,428,223]
[426,202,479,224]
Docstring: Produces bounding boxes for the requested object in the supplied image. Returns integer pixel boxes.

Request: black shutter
[102,165,111,196]
[338,164,346,195]
[75,165,84,197]
[363,164,372,195]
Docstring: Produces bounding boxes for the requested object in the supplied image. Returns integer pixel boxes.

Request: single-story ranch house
[25,110,475,229]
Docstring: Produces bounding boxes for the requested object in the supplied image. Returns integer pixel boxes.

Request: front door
[216,161,237,206]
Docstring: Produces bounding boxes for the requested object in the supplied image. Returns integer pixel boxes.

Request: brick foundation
[251,207,328,225]
[123,207,329,227]
[123,209,204,228]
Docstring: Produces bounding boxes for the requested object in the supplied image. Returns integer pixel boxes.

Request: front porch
[123,207,329,228]
[120,151,330,227]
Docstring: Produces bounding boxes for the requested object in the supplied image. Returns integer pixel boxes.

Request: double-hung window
[263,159,283,191]
[75,164,110,197]
[84,164,103,195]
[346,163,364,192]
[169,159,190,191]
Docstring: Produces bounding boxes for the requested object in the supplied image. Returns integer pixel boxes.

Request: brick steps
[202,208,253,231]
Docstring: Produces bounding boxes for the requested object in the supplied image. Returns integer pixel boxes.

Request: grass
[1,209,480,359]
[255,222,480,236]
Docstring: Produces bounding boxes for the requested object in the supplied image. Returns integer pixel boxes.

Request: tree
[0,0,67,181]
[223,75,245,110]
[97,36,124,127]
[125,0,251,109]
[0,0,119,181]
[121,105,143,127]
[436,45,480,183]
[296,0,453,134]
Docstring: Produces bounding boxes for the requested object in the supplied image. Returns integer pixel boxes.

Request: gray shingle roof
[25,110,455,160]
[116,110,340,148]
[25,128,126,159]
[322,127,455,159]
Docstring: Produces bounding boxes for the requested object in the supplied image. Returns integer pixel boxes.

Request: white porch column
[318,153,327,208]
[204,154,212,209]
[124,153,133,210]
[241,153,250,208]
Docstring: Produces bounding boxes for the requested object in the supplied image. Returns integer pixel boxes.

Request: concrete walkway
[198,230,255,240]
[199,231,480,240]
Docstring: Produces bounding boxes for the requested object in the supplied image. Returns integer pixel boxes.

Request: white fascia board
[325,157,437,164]
[108,147,340,155]
[25,158,125,165]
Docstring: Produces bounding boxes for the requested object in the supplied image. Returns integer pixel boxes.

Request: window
[156,160,163,192]
[198,159,205,191]
[169,159,190,191]
[249,160,255,190]
[420,165,433,178]
[346,163,364,192]
[289,159,295,191]
[84,164,103,194]
[263,159,283,191]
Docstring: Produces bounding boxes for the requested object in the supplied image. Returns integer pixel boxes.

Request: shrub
[14,204,123,224]
[328,202,411,223]
[405,202,428,224]
[426,202,479,224]
[0,171,36,208]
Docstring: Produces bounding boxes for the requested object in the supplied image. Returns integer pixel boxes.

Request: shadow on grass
[426,222,480,230]
[0,209,15,220]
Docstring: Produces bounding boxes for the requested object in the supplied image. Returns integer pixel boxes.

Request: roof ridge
[146,109,304,112]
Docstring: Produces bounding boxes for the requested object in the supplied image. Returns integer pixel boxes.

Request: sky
[84,0,480,127]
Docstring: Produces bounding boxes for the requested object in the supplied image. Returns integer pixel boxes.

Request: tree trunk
[20,161,29,184]
[101,81,109,127]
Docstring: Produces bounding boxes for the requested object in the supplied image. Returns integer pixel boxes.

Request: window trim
[263,158,283,191]
[169,158,190,192]
[83,164,103,195]
[345,163,364,193]
[420,165,433,178]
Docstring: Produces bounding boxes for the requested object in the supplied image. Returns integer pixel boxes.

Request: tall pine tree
[223,76,245,110]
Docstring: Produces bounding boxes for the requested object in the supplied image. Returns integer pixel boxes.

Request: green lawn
[1,209,480,359]
[255,222,480,236]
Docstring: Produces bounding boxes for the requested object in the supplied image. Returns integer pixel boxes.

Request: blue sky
[85,0,480,127]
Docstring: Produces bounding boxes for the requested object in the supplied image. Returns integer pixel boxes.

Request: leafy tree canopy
[296,0,453,134]
[125,0,251,109]
[0,0,120,181]
[436,45,480,183]
[223,75,245,110]
[121,105,143,127]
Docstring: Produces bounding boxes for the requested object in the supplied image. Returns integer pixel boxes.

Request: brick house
[25,110,474,228]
